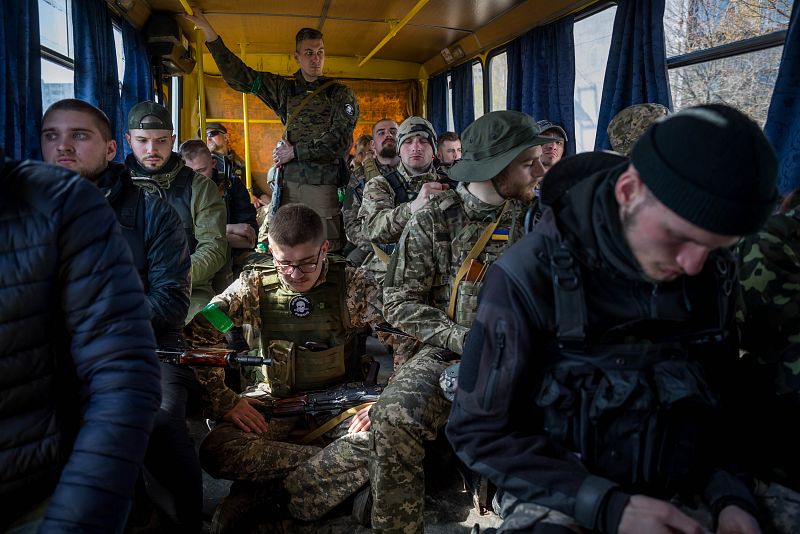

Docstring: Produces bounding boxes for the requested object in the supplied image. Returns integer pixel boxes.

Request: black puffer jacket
[0,153,162,531]
[97,162,191,341]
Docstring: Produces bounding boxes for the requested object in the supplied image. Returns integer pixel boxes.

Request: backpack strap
[546,239,587,349]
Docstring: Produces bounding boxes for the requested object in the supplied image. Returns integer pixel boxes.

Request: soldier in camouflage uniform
[368,111,552,533]
[342,118,400,265]
[193,203,383,531]
[734,187,800,530]
[607,103,669,156]
[186,12,359,252]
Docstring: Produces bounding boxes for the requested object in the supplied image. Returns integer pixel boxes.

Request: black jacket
[447,162,757,532]
[0,153,161,530]
[97,162,191,341]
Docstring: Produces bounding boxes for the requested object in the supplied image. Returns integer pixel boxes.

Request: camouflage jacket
[383,183,525,355]
[358,163,440,245]
[342,159,396,254]
[197,258,384,419]
[207,37,359,186]
[737,207,800,395]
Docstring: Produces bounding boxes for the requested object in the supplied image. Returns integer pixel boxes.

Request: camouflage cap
[397,116,436,150]
[449,111,556,183]
[536,120,568,143]
[127,100,173,131]
[607,103,669,156]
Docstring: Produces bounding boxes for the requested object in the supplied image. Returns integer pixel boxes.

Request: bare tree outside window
[665,0,792,125]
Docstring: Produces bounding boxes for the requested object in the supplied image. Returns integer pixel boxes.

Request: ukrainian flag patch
[491,228,509,241]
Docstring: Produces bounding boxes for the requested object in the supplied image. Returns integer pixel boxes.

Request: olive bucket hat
[449,111,557,182]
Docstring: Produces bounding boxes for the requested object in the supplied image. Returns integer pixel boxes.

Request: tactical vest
[524,239,736,494]
[161,168,198,253]
[110,179,148,287]
[246,255,355,396]
[428,190,522,328]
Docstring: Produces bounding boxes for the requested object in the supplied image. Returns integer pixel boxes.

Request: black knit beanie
[631,104,778,236]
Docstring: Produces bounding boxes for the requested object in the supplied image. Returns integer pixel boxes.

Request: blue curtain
[593,0,671,151]
[0,0,42,160]
[427,72,448,135]
[506,18,576,156]
[121,19,153,157]
[451,61,475,134]
[764,4,800,196]
[72,0,124,161]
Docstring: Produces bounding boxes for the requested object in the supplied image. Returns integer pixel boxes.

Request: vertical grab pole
[196,30,206,138]
[240,43,253,197]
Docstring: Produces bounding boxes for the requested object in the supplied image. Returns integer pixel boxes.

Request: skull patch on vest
[289,295,312,317]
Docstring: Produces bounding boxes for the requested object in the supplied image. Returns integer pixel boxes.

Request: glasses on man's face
[207,130,222,138]
[273,246,324,275]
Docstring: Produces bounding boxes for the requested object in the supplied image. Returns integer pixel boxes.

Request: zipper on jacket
[483,319,506,410]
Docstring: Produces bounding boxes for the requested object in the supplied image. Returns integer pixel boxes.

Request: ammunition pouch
[536,346,718,493]
[252,339,348,398]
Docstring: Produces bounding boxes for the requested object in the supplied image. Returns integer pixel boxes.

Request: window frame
[486,46,508,112]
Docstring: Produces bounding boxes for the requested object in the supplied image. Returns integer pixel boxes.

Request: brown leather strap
[283,79,338,138]
[299,402,374,444]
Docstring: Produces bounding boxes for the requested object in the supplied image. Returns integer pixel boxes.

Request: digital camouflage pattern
[737,207,800,395]
[607,103,669,156]
[207,37,359,187]
[383,183,525,354]
[368,347,451,533]
[369,183,525,532]
[285,429,371,521]
[194,259,384,421]
[342,160,397,260]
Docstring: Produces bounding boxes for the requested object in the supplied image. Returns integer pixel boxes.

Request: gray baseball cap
[127,100,173,131]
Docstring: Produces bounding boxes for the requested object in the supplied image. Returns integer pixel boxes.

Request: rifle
[157,347,272,367]
[248,381,382,420]
[271,142,285,215]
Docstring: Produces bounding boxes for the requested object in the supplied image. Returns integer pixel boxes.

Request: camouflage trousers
[492,482,800,533]
[285,430,371,521]
[368,346,452,533]
[200,417,323,482]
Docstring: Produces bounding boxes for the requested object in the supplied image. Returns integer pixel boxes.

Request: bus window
[665,0,792,126]
[473,61,485,120]
[489,51,507,111]
[113,25,125,95]
[40,0,75,110]
[446,73,455,132]
[573,5,617,153]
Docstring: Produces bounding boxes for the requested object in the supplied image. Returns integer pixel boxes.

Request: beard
[493,171,538,203]
[379,142,397,159]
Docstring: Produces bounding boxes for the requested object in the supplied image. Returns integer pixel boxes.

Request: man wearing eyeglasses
[191,203,385,532]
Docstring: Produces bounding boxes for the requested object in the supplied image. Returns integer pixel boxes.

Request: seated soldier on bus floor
[285,111,553,532]
[447,104,796,534]
[189,203,386,533]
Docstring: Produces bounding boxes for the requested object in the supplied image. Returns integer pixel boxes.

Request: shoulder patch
[344,103,355,116]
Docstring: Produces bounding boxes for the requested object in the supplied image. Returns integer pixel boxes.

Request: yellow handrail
[358,0,430,67]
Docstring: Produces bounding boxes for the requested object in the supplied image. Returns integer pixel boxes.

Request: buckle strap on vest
[447,201,510,320]
[548,240,587,349]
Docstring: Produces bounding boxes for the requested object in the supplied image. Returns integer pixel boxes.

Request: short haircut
[179,139,211,160]
[355,134,372,150]
[437,131,460,151]
[269,203,325,247]
[372,118,396,137]
[42,98,113,141]
[296,28,323,51]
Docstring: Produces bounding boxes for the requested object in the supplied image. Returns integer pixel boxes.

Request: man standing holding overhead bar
[185,11,359,252]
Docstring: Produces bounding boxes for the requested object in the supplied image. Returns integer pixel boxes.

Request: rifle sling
[298,402,374,444]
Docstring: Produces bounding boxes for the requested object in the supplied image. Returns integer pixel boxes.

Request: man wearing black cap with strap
[447,105,781,534]
[536,119,568,173]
